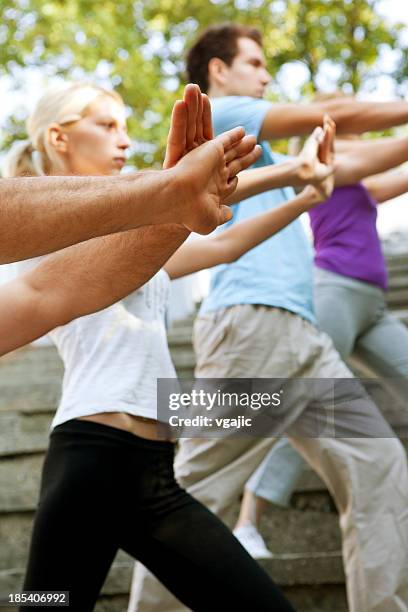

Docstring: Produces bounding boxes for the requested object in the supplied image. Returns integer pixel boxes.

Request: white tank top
[16,260,177,428]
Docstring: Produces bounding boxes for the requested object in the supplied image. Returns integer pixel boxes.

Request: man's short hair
[186,23,263,93]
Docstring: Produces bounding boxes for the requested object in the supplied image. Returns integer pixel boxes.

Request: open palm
[164,84,261,234]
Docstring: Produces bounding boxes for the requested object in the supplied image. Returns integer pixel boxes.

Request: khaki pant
[129,306,408,612]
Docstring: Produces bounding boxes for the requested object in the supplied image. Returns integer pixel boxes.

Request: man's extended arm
[0,85,256,265]
[0,86,260,356]
[0,172,178,264]
[259,99,408,140]
[0,223,190,355]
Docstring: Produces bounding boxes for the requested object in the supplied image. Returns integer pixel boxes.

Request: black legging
[22,419,295,612]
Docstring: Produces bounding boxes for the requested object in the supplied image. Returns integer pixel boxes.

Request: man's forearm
[321,100,408,135]
[0,171,180,264]
[260,100,408,140]
[0,223,190,356]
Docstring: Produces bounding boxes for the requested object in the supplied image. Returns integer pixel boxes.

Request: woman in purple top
[310,125,408,374]
[233,114,408,559]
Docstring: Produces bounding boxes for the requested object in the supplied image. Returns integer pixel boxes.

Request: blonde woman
[0,84,261,356]
[0,94,253,263]
[8,82,334,612]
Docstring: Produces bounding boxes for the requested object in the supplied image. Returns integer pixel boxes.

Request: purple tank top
[309,183,388,290]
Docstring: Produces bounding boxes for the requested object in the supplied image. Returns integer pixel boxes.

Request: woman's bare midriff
[78,412,174,442]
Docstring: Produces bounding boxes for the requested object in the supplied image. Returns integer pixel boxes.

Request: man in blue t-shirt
[130,25,408,612]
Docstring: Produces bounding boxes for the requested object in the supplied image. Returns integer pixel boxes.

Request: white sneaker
[233,524,273,559]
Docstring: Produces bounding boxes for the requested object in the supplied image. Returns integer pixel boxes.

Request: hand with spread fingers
[164,83,262,234]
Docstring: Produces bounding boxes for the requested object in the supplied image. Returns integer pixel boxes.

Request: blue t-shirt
[200,96,315,323]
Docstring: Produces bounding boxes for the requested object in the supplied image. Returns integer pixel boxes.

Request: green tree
[0,0,405,165]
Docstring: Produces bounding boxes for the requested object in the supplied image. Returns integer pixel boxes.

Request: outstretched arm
[164,185,328,280]
[0,85,256,264]
[334,136,408,186]
[0,85,259,356]
[363,171,408,204]
[225,119,335,205]
[0,224,189,355]
[0,172,180,264]
[164,118,335,280]
[259,98,408,140]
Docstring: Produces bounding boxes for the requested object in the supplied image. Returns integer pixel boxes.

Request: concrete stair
[0,251,407,612]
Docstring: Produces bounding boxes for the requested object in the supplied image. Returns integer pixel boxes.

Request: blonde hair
[3,82,124,177]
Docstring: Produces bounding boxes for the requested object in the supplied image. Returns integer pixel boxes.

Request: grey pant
[247,267,408,508]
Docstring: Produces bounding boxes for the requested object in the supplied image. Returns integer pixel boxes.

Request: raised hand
[172,126,260,234]
[296,114,336,199]
[317,114,336,199]
[296,115,336,207]
[163,84,213,170]
[165,84,261,234]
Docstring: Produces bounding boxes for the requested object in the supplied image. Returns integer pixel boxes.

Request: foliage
[0,0,406,165]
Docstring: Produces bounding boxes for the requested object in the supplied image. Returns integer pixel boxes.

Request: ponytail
[2,139,45,178]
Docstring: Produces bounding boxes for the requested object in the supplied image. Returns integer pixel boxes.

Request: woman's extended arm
[223,160,303,205]
[224,123,334,205]
[164,186,324,280]
[363,171,408,204]
[164,118,335,280]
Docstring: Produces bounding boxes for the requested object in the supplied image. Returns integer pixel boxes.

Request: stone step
[393,308,408,325]
[0,499,346,610]
[0,411,52,457]
[0,588,348,612]
[170,347,196,369]
[261,499,341,557]
[167,326,193,346]
[0,454,43,512]
[260,551,343,586]
[0,541,343,594]
[387,261,408,271]
[0,565,347,612]
[384,252,408,267]
[387,271,408,297]
[386,289,408,308]
[387,260,408,277]
[0,347,62,414]
[0,556,134,601]
[282,585,347,612]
